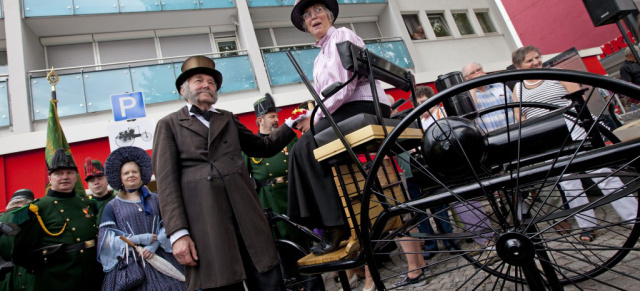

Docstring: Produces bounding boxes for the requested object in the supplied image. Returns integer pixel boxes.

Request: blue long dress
[98,189,185,291]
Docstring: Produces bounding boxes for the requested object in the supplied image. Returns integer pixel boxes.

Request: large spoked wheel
[360,69,640,290]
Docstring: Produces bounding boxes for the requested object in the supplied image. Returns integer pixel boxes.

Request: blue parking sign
[111,92,146,121]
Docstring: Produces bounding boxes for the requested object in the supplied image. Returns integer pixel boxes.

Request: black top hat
[291,0,339,32]
[11,189,34,201]
[84,157,105,181]
[175,55,224,92]
[105,146,153,191]
[47,148,78,174]
[253,93,281,117]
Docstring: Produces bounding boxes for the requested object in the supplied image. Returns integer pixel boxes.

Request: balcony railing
[29,53,256,120]
[248,0,386,7]
[23,0,235,17]
[0,80,9,127]
[263,38,412,86]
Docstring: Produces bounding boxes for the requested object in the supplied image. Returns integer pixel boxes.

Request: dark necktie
[190,105,213,121]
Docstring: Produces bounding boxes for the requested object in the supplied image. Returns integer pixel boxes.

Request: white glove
[284,110,311,128]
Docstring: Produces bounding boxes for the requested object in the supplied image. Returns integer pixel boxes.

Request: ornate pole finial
[46,67,59,100]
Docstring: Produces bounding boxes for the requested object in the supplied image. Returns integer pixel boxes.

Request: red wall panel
[501,0,627,54]
[0,104,303,205]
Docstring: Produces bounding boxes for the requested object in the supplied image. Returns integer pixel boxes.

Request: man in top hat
[84,158,113,222]
[153,55,303,290]
[11,148,102,291]
[0,189,35,291]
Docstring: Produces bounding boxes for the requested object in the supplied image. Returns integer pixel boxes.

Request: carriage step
[297,239,361,266]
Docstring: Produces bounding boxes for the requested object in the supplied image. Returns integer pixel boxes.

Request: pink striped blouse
[313,27,390,121]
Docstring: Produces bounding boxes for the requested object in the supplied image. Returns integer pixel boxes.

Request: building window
[98,38,157,64]
[452,12,475,36]
[402,14,426,40]
[428,13,452,38]
[475,11,497,34]
[0,51,8,75]
[212,31,239,57]
[352,22,382,40]
[46,43,95,69]
[159,34,213,58]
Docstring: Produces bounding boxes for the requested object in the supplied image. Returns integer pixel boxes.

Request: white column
[4,0,34,133]
[235,0,272,97]
[494,0,523,48]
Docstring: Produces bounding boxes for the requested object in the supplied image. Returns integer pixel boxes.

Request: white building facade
[0,0,521,197]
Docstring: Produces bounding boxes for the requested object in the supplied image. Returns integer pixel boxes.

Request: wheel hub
[495,232,536,267]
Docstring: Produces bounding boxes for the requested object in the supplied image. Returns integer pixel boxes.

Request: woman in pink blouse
[287,0,391,256]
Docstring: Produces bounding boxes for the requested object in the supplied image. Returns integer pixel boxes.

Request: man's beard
[185,88,218,107]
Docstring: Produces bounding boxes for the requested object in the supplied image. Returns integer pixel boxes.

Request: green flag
[45,98,87,196]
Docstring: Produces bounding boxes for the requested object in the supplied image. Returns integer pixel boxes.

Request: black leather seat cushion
[313,113,417,148]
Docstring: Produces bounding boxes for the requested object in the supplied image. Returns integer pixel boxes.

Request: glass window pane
[98,38,157,64]
[47,43,95,68]
[160,34,213,58]
[402,14,426,40]
[84,69,134,113]
[476,11,497,33]
[199,0,235,9]
[0,81,9,126]
[247,0,277,7]
[160,0,198,11]
[131,64,179,104]
[263,48,318,86]
[23,0,74,17]
[117,0,162,13]
[73,0,119,15]
[365,40,413,68]
[31,74,86,119]
[428,14,451,38]
[215,55,256,93]
[217,40,235,50]
[452,12,475,36]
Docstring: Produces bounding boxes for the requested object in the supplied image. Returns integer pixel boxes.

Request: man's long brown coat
[152,106,296,290]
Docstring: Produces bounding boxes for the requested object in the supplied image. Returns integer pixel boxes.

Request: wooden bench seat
[298,158,408,266]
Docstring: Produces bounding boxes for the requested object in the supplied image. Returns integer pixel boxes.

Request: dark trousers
[204,218,284,291]
[288,101,391,228]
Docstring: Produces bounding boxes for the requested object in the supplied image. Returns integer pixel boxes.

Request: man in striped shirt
[462,62,515,133]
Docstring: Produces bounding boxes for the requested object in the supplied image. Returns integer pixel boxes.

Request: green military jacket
[0,210,34,291]
[243,134,298,240]
[12,189,102,291]
[89,191,114,224]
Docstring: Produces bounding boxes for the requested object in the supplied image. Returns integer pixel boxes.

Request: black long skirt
[287,101,390,228]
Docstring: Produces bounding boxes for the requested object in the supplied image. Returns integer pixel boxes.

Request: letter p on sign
[111,92,147,122]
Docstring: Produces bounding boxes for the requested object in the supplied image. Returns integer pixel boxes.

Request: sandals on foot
[580,230,597,243]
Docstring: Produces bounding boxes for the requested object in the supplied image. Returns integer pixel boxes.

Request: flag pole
[46,67,59,101]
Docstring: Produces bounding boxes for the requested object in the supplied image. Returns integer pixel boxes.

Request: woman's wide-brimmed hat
[105,146,153,190]
[291,0,339,32]
[175,55,223,92]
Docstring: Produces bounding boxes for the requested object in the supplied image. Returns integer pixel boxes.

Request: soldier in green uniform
[12,148,102,291]
[243,95,324,291]
[243,94,299,240]
[84,157,113,223]
[0,189,35,291]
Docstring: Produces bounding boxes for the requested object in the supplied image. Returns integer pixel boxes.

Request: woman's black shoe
[310,227,346,255]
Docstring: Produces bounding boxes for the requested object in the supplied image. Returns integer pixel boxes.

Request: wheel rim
[359,69,640,290]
